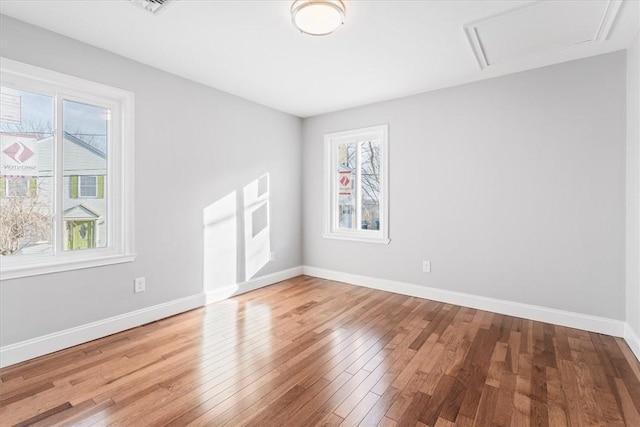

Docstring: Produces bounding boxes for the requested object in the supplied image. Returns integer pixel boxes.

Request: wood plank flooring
[2,275,640,426]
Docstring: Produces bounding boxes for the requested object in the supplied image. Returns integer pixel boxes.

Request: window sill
[323,233,391,245]
[1,252,137,280]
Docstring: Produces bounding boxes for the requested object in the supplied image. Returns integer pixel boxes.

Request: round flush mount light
[291,0,346,36]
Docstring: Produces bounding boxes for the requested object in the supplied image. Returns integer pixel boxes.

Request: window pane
[63,100,109,251]
[337,142,356,229]
[5,178,29,197]
[79,175,97,198]
[360,140,380,231]
[0,88,54,256]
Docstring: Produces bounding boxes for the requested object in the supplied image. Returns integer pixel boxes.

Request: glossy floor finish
[2,276,640,426]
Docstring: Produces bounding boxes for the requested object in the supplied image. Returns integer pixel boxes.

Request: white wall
[0,14,634,363]
[0,15,302,347]
[303,52,627,320]
[627,31,640,339]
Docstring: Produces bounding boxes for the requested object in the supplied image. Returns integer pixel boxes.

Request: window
[76,175,104,199]
[324,124,389,243]
[79,176,97,198]
[0,58,135,279]
[1,177,37,198]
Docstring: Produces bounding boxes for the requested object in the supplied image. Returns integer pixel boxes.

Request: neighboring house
[0,132,107,253]
[61,132,107,250]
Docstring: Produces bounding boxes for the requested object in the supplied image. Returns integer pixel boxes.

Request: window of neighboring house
[0,58,135,279]
[75,175,104,199]
[324,124,389,244]
[1,177,37,198]
[79,175,97,198]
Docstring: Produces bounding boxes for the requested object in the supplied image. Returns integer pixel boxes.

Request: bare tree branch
[0,181,52,255]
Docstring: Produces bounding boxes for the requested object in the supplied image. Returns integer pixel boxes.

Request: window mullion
[355,141,362,231]
[332,143,339,233]
[54,95,64,254]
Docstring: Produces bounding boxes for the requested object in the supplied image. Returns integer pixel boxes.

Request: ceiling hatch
[463,0,623,70]
[129,0,175,14]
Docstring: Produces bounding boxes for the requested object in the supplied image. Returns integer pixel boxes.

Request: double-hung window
[324,124,389,244]
[0,58,135,278]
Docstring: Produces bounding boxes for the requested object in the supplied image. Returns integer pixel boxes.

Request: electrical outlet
[422,261,431,273]
[269,251,275,262]
[134,277,146,293]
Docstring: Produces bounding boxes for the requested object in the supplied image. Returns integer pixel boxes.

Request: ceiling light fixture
[291,0,346,36]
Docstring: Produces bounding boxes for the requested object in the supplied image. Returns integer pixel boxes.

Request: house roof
[63,132,106,159]
[63,203,101,220]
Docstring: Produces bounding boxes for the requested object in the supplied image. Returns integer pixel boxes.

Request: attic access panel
[464,0,622,69]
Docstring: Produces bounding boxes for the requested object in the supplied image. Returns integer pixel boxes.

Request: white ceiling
[0,0,638,118]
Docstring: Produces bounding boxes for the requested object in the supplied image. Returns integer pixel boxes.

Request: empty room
[1,0,639,425]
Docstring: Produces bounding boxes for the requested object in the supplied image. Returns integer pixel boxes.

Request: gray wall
[627,32,640,336]
[0,15,302,346]
[0,14,632,349]
[302,52,627,320]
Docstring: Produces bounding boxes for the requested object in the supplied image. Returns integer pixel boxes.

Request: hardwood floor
[2,276,640,426]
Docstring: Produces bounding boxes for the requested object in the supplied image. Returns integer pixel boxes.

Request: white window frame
[78,175,98,198]
[324,124,390,244]
[1,58,135,279]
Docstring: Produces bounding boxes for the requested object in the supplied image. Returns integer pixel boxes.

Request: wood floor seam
[1,275,640,426]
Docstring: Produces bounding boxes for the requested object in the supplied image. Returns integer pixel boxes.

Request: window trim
[0,57,135,280]
[323,124,390,244]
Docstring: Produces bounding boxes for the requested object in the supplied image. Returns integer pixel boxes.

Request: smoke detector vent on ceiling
[129,0,175,14]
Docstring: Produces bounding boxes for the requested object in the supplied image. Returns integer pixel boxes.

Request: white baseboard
[3,265,637,368]
[205,266,303,305]
[0,293,205,369]
[302,266,626,338]
[624,323,640,361]
[0,266,303,369]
